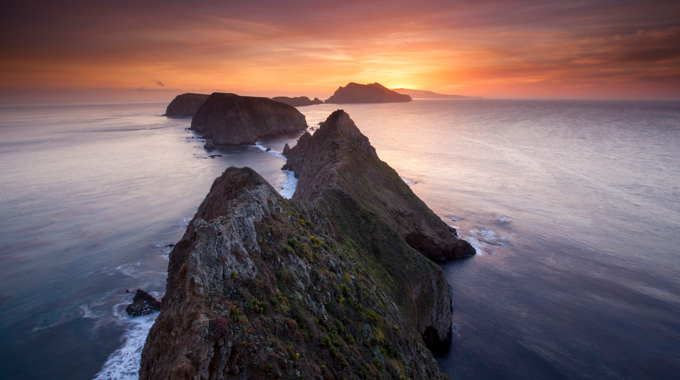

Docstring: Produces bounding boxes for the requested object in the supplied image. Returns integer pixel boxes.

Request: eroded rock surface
[140,111,470,379]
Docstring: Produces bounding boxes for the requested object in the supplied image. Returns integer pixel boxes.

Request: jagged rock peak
[283,111,475,262]
[315,109,364,140]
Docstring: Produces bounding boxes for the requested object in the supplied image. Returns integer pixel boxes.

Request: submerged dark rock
[325,82,412,104]
[125,289,161,317]
[272,96,323,107]
[190,93,308,145]
[203,138,216,150]
[165,93,209,117]
[140,111,467,378]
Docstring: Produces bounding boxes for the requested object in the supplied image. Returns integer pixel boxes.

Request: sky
[1,0,679,103]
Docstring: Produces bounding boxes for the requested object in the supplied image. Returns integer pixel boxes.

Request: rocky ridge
[325,83,412,104]
[140,111,470,379]
[283,110,475,262]
[165,93,209,117]
[191,93,308,145]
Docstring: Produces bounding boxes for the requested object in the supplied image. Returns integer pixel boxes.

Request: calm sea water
[0,99,678,379]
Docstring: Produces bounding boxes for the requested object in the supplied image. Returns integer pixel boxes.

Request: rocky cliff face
[283,110,475,262]
[272,96,323,107]
[165,93,209,117]
[325,83,412,104]
[190,93,308,145]
[140,167,451,379]
[140,111,468,379]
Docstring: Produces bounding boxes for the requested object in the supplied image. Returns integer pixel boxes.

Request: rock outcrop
[325,82,412,104]
[140,111,469,379]
[190,93,308,145]
[284,110,475,262]
[165,93,209,117]
[272,96,323,107]
[125,289,161,317]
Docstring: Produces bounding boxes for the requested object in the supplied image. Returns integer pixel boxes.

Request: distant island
[325,82,412,104]
[272,96,323,107]
[392,88,480,99]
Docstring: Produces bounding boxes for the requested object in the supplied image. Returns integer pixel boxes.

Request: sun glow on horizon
[1,1,679,103]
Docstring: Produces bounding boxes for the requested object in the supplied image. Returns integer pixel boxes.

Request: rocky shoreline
[140,107,473,379]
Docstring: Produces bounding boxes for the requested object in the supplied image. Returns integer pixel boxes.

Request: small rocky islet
[140,93,474,379]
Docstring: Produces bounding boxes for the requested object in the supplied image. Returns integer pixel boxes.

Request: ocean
[0,99,678,379]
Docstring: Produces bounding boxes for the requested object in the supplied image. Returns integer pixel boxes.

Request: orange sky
[1,0,679,103]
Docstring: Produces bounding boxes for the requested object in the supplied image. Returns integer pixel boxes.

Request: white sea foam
[31,309,80,332]
[465,237,485,255]
[497,215,511,223]
[452,323,461,339]
[469,228,509,246]
[254,141,268,152]
[80,303,105,319]
[180,217,191,228]
[279,170,298,199]
[449,216,464,222]
[93,312,159,380]
[401,177,414,185]
[470,228,493,237]
[115,264,137,278]
[154,243,173,259]
[253,142,286,159]
[32,296,109,332]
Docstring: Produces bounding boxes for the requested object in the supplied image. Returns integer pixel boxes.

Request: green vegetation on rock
[140,111,468,379]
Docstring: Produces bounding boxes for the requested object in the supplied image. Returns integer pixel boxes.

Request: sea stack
[165,93,209,117]
[125,289,161,317]
[190,93,308,145]
[140,111,468,379]
[325,82,412,104]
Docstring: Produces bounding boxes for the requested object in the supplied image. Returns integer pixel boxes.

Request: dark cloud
[154,80,165,87]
